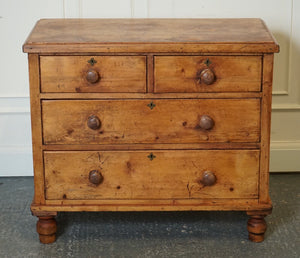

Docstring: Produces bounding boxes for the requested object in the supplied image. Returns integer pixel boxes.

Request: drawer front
[42,99,260,145]
[40,56,146,93]
[44,150,259,200]
[154,56,261,92]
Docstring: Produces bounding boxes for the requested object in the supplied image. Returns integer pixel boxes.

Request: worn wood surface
[31,211,58,217]
[35,53,264,56]
[39,92,263,99]
[42,99,260,145]
[44,150,259,200]
[147,55,154,92]
[44,199,266,208]
[23,19,279,53]
[154,56,261,92]
[31,200,272,212]
[247,214,268,242]
[42,142,260,151]
[28,54,45,205]
[36,216,57,244]
[40,56,146,93]
[259,54,274,203]
[25,18,278,242]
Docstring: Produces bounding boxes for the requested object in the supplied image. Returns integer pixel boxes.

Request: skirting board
[0,142,299,176]
[270,141,300,172]
[0,146,33,176]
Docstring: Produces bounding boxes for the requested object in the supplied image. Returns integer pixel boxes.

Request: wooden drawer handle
[199,68,215,85]
[201,171,217,186]
[87,115,101,130]
[86,69,100,84]
[199,115,214,130]
[89,170,103,185]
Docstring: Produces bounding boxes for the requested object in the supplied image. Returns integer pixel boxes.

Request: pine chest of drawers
[23,18,279,244]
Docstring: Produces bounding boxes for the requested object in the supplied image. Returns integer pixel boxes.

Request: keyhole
[147,153,156,161]
[147,101,156,110]
[204,58,212,66]
[88,57,97,66]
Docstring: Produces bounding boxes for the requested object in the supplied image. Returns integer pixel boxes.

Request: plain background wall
[0,0,299,176]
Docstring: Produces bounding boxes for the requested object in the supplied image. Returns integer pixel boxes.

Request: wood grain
[44,199,260,206]
[24,18,278,242]
[42,142,260,151]
[259,54,274,203]
[147,55,154,92]
[44,150,259,200]
[154,56,261,92]
[23,19,279,53]
[39,92,263,99]
[247,214,268,242]
[36,216,57,244]
[31,200,272,212]
[42,99,261,145]
[28,54,45,205]
[40,56,146,93]
[24,44,279,54]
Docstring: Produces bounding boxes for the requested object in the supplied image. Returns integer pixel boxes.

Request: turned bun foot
[36,216,57,244]
[247,215,267,242]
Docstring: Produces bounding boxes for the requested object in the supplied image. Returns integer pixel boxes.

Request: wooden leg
[247,215,267,242]
[36,216,57,244]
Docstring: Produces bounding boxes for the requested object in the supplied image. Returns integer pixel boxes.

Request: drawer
[40,56,146,93]
[154,56,262,93]
[44,150,259,200]
[42,99,260,145]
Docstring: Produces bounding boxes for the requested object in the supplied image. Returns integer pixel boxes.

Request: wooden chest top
[23,18,279,53]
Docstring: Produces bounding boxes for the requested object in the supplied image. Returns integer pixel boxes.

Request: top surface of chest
[23,18,279,53]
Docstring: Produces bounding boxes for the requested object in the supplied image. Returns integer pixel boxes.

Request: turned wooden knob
[87,115,101,130]
[86,69,100,83]
[201,171,217,186]
[199,115,214,130]
[199,68,215,85]
[89,170,103,185]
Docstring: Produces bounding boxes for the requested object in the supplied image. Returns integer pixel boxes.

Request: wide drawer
[44,150,259,200]
[154,56,262,92]
[40,56,146,93]
[42,99,260,145]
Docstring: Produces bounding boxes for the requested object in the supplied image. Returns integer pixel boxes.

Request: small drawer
[154,56,262,93]
[42,99,260,145]
[44,150,259,200]
[40,56,146,93]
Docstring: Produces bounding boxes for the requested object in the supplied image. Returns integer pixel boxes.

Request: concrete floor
[0,174,299,258]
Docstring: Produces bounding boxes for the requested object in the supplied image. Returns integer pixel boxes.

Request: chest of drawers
[23,18,279,244]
